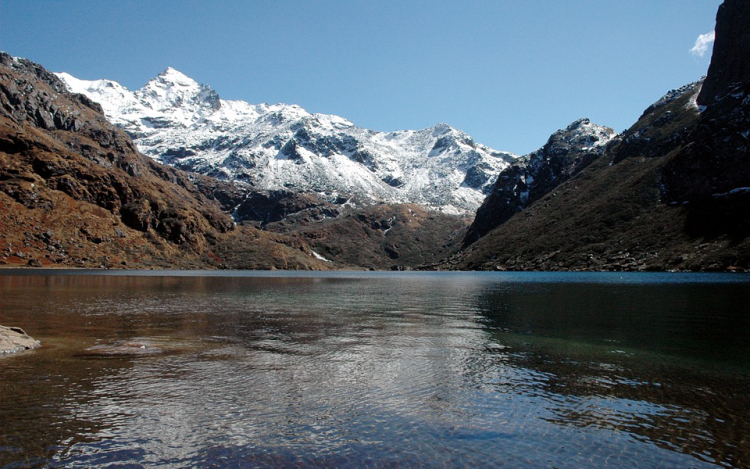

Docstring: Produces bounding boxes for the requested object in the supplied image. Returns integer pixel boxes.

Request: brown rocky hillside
[0,53,333,270]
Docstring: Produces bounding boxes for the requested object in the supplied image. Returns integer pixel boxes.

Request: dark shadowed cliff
[696,0,750,107]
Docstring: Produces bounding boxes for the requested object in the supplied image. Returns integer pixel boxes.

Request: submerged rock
[0,325,40,354]
[81,342,164,357]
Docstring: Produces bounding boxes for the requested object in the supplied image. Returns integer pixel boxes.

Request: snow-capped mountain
[57,68,517,214]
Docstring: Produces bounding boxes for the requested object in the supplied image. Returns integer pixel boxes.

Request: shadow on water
[473,278,750,468]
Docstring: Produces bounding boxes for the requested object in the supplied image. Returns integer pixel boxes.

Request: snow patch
[713,187,750,198]
[311,250,331,262]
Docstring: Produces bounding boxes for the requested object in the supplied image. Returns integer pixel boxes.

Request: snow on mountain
[463,118,617,246]
[57,69,517,214]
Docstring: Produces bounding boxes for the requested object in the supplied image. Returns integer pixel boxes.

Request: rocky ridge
[463,118,616,246]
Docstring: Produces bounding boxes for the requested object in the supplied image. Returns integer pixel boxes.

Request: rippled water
[1,271,749,468]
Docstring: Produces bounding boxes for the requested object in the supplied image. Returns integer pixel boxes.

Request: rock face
[697,0,750,106]
[660,0,750,239]
[463,118,615,246]
[0,52,236,268]
[233,190,341,227]
[0,326,40,354]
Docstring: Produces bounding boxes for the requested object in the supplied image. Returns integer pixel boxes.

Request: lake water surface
[1,271,749,468]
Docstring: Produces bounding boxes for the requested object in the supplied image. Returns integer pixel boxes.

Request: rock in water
[0,326,40,354]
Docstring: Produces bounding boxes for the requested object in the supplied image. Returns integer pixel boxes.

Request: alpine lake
[1,270,749,468]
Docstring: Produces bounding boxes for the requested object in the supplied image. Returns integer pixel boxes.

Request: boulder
[0,326,40,354]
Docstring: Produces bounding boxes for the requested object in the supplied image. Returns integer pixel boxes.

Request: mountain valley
[1,0,748,272]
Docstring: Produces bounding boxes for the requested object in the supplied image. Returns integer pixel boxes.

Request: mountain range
[0,0,747,272]
[57,69,517,215]
[0,52,476,270]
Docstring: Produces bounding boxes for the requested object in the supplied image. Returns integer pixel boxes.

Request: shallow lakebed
[1,270,749,468]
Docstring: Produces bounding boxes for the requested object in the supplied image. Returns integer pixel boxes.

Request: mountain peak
[136,67,221,113]
[430,123,455,135]
[552,118,616,149]
[565,117,592,131]
[154,67,197,86]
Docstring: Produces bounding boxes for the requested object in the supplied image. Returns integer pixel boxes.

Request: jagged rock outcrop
[463,118,615,246]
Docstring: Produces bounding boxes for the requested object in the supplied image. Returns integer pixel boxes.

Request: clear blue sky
[1,0,721,155]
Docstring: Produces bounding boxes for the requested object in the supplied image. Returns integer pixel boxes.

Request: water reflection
[0,272,748,468]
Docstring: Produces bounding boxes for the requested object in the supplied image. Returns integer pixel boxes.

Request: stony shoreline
[0,326,40,354]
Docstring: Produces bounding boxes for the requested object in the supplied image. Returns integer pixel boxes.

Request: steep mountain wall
[697,0,750,106]
[660,0,750,240]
